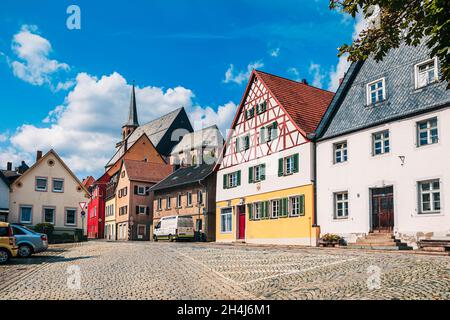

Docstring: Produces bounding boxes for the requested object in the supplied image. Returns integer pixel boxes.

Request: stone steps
[352,233,413,251]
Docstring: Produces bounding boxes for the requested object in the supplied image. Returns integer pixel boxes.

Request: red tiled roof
[123,160,173,183]
[255,70,335,135]
[82,176,95,188]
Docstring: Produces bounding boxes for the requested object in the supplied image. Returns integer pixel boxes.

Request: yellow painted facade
[216,184,319,245]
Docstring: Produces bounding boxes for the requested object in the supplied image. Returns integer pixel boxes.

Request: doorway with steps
[370,186,394,233]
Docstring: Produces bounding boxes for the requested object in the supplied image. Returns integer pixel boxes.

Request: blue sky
[0,0,359,178]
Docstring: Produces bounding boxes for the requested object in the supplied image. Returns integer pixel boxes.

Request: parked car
[154,215,194,241]
[11,224,48,258]
[0,222,18,264]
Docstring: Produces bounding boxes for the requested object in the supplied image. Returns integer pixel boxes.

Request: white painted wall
[317,108,450,246]
[217,143,313,201]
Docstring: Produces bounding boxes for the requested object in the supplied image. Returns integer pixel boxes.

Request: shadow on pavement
[8,255,96,266]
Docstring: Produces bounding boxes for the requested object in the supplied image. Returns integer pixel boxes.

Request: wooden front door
[371,186,394,232]
[238,205,246,240]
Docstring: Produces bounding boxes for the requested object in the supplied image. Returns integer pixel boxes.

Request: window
[245,108,255,119]
[248,164,266,183]
[220,208,232,233]
[137,225,146,239]
[334,192,349,219]
[166,196,171,209]
[260,122,278,144]
[176,194,182,208]
[253,202,262,220]
[66,208,76,225]
[52,178,64,193]
[334,142,348,163]
[136,186,146,195]
[367,78,386,104]
[290,196,305,217]
[157,198,162,211]
[35,177,48,192]
[417,118,438,146]
[223,171,240,189]
[119,206,128,216]
[197,191,203,205]
[243,135,250,150]
[20,206,32,223]
[415,58,438,89]
[271,200,280,218]
[187,192,192,206]
[418,180,441,213]
[256,101,267,114]
[43,207,55,224]
[137,205,147,215]
[372,130,390,155]
[278,154,299,176]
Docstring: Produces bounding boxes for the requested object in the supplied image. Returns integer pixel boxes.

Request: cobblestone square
[1,241,449,300]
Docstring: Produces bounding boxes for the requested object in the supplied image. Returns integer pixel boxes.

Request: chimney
[301,79,308,85]
[36,150,43,162]
[6,162,12,171]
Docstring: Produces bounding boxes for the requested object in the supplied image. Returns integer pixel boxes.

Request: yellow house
[8,149,90,235]
[216,70,334,245]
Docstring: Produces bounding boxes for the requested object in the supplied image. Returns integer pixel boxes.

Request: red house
[87,173,109,239]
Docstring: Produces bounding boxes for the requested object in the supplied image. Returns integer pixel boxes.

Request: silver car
[11,224,48,258]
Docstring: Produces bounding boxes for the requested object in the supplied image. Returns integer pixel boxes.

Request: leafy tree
[330,0,449,87]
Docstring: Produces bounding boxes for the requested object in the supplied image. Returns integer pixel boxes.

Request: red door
[238,206,246,240]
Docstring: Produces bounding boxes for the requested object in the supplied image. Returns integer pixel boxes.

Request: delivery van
[153,215,194,241]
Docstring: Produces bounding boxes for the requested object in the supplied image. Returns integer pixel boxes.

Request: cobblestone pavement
[1,241,449,300]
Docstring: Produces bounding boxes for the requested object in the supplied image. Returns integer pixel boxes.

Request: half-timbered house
[215,70,334,245]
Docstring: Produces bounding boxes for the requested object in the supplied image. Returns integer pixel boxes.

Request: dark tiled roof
[318,42,450,140]
[123,159,173,183]
[151,163,215,191]
[0,170,21,185]
[255,70,335,135]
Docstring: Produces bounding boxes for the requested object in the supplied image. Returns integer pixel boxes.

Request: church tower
[121,82,139,141]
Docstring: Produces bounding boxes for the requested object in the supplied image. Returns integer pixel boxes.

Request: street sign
[81,211,86,217]
[79,202,87,210]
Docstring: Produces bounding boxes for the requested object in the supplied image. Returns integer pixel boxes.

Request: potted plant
[319,233,343,247]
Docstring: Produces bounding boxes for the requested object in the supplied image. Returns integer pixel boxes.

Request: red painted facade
[87,173,109,239]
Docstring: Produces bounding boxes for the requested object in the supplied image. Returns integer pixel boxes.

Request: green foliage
[33,223,54,237]
[322,233,342,242]
[330,0,450,86]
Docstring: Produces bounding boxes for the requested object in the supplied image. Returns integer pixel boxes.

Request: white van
[153,215,194,241]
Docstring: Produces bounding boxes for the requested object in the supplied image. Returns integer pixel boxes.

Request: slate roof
[0,170,10,186]
[122,159,173,183]
[255,70,335,135]
[123,83,139,128]
[151,163,215,191]
[317,42,450,141]
[107,107,187,167]
[171,125,224,154]
[0,169,21,185]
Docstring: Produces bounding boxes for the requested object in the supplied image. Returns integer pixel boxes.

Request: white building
[315,43,450,248]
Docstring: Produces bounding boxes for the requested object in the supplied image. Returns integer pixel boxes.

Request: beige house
[8,150,90,235]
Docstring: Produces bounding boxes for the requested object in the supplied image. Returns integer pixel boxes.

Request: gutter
[307,132,319,232]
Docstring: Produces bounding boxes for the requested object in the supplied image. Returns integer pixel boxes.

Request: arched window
[192,155,197,166]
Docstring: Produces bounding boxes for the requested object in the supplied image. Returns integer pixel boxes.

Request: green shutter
[300,195,305,216]
[293,153,299,173]
[235,138,240,152]
[248,166,254,183]
[278,158,284,176]
[247,204,253,220]
[237,171,241,186]
[262,101,267,112]
[260,164,266,181]
[282,198,288,217]
[265,201,270,218]
[244,135,250,149]
[223,174,227,189]
[260,128,265,144]
[273,122,278,139]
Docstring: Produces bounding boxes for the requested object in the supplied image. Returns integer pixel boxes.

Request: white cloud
[308,62,325,88]
[10,25,70,89]
[0,133,8,143]
[328,12,367,92]
[269,48,280,57]
[5,72,236,178]
[287,67,300,81]
[223,61,264,85]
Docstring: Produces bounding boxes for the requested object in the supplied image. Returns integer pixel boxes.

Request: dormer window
[366,78,386,105]
[415,58,438,89]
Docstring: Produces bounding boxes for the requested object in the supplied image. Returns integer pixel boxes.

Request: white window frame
[334,192,349,219]
[415,57,438,89]
[290,196,300,217]
[166,196,171,209]
[138,205,147,215]
[253,202,262,220]
[220,208,232,233]
[372,130,390,156]
[366,78,386,105]
[285,156,295,175]
[271,199,280,219]
[176,194,182,208]
[417,118,438,147]
[137,186,146,195]
[334,142,348,164]
[228,172,238,188]
[20,205,32,224]
[187,192,192,207]
[418,179,441,214]
[52,178,64,193]
[35,177,48,192]
[65,208,77,226]
[157,198,162,211]
[43,207,55,224]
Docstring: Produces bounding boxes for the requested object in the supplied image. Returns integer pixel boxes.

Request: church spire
[123,81,139,128]
[121,81,139,142]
